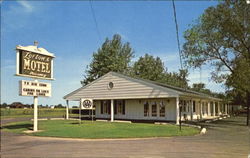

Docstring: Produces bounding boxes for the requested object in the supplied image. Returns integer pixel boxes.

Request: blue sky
[1,0,224,106]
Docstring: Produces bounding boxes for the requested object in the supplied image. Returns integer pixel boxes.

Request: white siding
[95,98,177,121]
[65,72,179,101]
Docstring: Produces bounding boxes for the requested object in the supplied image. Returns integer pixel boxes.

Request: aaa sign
[81,99,93,109]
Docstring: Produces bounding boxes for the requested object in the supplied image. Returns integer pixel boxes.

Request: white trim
[66,100,69,120]
[15,74,55,81]
[176,97,179,125]
[16,45,55,57]
[111,99,114,122]
[16,50,20,75]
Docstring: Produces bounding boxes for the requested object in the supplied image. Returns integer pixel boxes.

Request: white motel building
[64,72,229,124]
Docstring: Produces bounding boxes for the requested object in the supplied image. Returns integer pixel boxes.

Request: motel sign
[19,80,51,97]
[15,42,55,132]
[16,44,55,80]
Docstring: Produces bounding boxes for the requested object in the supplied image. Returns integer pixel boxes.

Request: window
[151,103,157,117]
[100,100,111,114]
[186,101,189,112]
[159,102,165,117]
[108,82,114,90]
[202,102,205,114]
[144,102,149,117]
[193,101,196,112]
[210,102,213,113]
[206,103,208,114]
[181,100,187,112]
[115,100,125,115]
[180,100,184,112]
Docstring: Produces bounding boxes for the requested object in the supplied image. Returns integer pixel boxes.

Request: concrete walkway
[1,116,249,158]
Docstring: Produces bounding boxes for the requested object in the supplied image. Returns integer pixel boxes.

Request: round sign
[82,99,92,108]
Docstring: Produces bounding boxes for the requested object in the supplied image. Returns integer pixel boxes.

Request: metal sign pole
[33,79,38,132]
[33,95,38,131]
[91,108,93,122]
[179,106,182,131]
[79,101,81,125]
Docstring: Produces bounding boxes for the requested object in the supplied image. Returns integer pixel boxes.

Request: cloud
[160,53,179,62]
[2,1,37,32]
[187,68,226,93]
[17,1,33,13]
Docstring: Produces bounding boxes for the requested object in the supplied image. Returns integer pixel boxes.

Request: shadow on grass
[70,122,81,125]
[2,123,33,130]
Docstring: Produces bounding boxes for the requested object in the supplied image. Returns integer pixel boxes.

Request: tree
[0,103,8,108]
[82,34,134,85]
[55,104,64,108]
[10,102,24,108]
[161,69,189,88]
[131,54,165,81]
[191,83,217,96]
[182,0,250,125]
[131,54,189,88]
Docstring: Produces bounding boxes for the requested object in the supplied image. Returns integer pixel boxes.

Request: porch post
[176,96,180,125]
[200,100,203,119]
[208,101,211,116]
[111,99,114,122]
[213,102,216,116]
[191,99,193,121]
[218,102,220,115]
[66,100,69,120]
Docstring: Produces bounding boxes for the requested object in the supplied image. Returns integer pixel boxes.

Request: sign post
[79,101,82,125]
[179,105,182,131]
[16,42,55,132]
[33,82,38,131]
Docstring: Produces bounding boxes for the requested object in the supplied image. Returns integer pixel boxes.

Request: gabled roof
[112,72,221,101]
[63,71,222,101]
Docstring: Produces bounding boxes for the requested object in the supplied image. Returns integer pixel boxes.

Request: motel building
[64,72,229,124]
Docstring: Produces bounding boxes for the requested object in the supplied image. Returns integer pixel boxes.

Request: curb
[200,128,206,134]
[181,123,201,129]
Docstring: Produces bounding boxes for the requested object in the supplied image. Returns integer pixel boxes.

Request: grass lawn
[1,108,78,119]
[2,120,199,139]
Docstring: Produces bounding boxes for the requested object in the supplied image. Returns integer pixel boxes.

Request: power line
[89,0,102,41]
[172,0,183,70]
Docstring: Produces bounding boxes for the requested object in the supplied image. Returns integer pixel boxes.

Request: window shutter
[122,100,125,115]
[101,101,103,114]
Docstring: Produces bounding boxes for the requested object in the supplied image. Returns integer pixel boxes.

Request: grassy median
[2,120,199,139]
[0,108,79,119]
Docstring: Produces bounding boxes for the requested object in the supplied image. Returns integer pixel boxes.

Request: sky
[1,0,224,106]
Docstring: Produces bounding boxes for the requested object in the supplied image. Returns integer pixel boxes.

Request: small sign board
[80,99,94,109]
[16,45,55,80]
[19,80,51,97]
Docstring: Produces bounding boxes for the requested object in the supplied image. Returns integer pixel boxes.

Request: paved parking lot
[1,116,249,158]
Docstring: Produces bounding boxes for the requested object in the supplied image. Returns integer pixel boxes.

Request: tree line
[81,34,224,98]
[0,102,64,108]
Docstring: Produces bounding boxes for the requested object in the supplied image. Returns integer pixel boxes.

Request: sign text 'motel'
[20,50,52,78]
[16,45,55,80]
